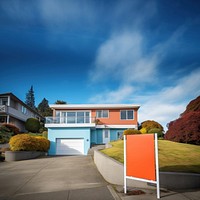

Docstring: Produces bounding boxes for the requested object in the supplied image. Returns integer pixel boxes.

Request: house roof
[49,104,140,110]
[0,92,43,118]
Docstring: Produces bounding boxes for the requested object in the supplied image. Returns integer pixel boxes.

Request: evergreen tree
[25,86,36,110]
[55,100,67,104]
[37,98,53,117]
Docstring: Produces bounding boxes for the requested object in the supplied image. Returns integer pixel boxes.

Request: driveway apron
[0,156,115,200]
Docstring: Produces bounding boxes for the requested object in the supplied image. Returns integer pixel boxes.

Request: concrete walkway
[0,156,116,200]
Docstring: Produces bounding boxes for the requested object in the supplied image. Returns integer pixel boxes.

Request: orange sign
[126,134,156,181]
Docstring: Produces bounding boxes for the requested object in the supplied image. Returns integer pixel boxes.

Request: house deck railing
[0,105,7,113]
[45,116,96,124]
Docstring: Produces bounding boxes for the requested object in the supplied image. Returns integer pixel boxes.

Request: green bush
[1,123,20,135]
[9,134,50,152]
[0,125,13,144]
[42,131,48,139]
[25,118,40,133]
[148,128,164,138]
[123,129,141,137]
[140,120,164,132]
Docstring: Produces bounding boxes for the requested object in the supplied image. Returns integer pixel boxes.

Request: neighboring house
[0,93,43,132]
[45,104,140,156]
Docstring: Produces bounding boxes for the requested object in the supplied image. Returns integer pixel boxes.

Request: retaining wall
[5,151,45,161]
[94,149,200,190]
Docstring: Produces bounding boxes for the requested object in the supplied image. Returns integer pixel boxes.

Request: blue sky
[0,0,200,129]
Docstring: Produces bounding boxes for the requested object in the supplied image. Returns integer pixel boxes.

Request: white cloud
[139,68,200,129]
[89,85,135,104]
[90,31,159,84]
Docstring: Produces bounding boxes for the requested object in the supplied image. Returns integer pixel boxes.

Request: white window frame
[96,110,109,118]
[21,106,27,114]
[120,110,134,120]
[59,110,91,123]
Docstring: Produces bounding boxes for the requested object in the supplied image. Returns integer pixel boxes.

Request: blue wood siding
[48,127,90,155]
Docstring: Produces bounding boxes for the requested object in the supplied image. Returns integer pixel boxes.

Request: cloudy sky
[0,0,200,129]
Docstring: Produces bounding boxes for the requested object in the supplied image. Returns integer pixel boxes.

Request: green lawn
[101,139,200,173]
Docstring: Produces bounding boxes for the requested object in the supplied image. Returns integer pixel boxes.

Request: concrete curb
[5,151,46,161]
[94,149,200,190]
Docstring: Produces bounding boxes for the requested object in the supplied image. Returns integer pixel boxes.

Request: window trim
[58,110,91,123]
[120,110,134,120]
[96,110,109,118]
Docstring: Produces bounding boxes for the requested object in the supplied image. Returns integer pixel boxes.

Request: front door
[103,129,110,144]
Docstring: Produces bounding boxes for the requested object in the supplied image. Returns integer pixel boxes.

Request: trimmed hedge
[25,118,40,133]
[9,134,50,152]
[123,129,141,136]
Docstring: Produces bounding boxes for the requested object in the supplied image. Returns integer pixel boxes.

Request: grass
[101,139,200,173]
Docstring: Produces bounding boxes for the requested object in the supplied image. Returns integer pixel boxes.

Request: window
[117,131,123,139]
[21,106,27,114]
[0,98,8,106]
[59,111,91,124]
[96,110,109,118]
[104,129,109,138]
[67,112,76,123]
[120,110,134,120]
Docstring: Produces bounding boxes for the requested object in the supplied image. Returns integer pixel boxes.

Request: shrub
[1,123,20,135]
[140,120,164,132]
[140,127,147,134]
[9,134,50,152]
[42,131,48,139]
[148,128,164,138]
[0,125,13,144]
[123,129,141,136]
[25,118,40,133]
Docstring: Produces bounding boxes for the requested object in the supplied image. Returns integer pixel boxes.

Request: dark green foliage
[148,128,164,138]
[0,125,13,144]
[25,86,36,110]
[37,98,53,117]
[25,118,40,133]
[55,100,67,104]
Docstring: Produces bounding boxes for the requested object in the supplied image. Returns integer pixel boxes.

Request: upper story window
[96,110,109,118]
[0,98,8,106]
[120,110,134,120]
[55,111,90,124]
[21,106,27,114]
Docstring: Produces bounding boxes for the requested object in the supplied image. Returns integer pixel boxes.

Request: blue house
[45,104,140,155]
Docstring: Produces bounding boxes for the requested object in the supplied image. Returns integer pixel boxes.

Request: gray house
[0,93,43,132]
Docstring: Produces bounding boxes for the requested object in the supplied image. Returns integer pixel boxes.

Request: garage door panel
[56,139,84,155]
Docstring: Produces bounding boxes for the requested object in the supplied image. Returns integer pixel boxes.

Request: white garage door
[56,139,84,155]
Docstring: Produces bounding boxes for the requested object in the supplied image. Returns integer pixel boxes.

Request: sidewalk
[112,185,200,200]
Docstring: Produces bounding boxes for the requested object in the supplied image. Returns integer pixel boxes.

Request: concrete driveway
[0,156,117,200]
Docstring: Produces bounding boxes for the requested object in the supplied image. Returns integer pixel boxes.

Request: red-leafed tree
[165,96,200,145]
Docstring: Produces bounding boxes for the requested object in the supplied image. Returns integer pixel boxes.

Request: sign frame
[124,133,160,199]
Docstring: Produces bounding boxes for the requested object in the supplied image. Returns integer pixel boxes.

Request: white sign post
[124,133,160,199]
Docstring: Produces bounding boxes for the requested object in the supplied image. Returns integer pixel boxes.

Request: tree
[37,98,53,117]
[55,100,67,104]
[165,96,200,145]
[25,86,36,110]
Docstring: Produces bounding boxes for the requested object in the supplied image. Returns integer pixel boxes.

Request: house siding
[91,128,126,145]
[91,109,138,125]
[48,127,91,155]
